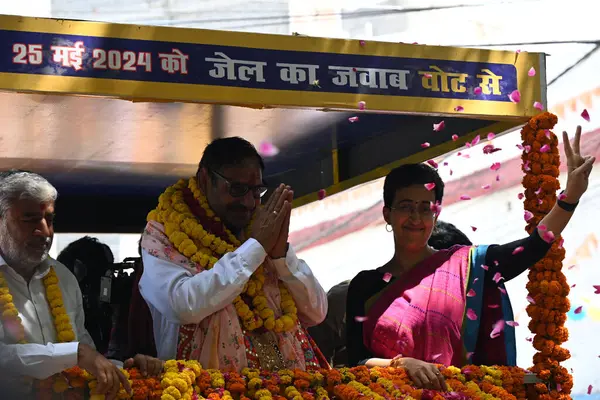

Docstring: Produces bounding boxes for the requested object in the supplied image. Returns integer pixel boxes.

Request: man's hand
[77,344,131,400]
[270,186,293,259]
[123,354,164,377]
[250,184,290,253]
[395,357,446,391]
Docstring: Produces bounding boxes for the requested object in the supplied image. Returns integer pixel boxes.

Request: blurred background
[4,0,596,397]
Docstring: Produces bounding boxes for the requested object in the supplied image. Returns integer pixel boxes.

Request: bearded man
[0,170,161,399]
[140,137,328,371]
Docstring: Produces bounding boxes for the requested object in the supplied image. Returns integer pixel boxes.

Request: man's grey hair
[0,170,58,216]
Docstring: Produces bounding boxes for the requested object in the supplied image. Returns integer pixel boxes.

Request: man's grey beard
[0,220,51,272]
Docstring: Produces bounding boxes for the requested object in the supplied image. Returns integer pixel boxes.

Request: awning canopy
[0,15,546,233]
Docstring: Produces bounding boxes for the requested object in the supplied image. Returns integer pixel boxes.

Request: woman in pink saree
[346,127,594,391]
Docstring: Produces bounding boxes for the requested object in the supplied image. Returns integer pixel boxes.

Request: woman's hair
[0,170,57,216]
[57,236,114,280]
[383,163,444,207]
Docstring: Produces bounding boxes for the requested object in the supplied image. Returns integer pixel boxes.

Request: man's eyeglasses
[210,170,268,198]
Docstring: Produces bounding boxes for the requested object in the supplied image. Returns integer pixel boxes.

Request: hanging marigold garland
[520,112,573,400]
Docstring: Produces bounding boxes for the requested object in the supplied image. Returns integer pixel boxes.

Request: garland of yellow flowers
[146,177,298,333]
[520,112,573,400]
[0,267,75,344]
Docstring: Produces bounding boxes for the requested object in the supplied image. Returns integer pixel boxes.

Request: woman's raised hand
[563,126,595,203]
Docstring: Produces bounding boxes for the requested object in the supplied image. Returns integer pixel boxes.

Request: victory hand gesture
[563,126,595,203]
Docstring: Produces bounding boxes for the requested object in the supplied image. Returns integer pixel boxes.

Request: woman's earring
[385,224,393,232]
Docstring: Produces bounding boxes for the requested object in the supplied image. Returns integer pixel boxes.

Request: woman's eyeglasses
[211,170,268,198]
[389,201,437,217]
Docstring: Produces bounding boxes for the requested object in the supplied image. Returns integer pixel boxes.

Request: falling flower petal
[490,162,501,171]
[483,144,502,154]
[358,101,366,110]
[508,90,521,103]
[355,316,368,322]
[433,121,446,131]
[574,306,583,314]
[526,295,536,304]
[449,169,453,176]
[359,40,366,47]
[533,101,544,111]
[539,224,547,231]
[568,265,576,270]
[258,141,280,157]
[466,352,474,359]
[421,142,431,148]
[454,105,464,112]
[466,309,478,320]
[474,87,482,95]
[424,182,436,191]
[470,226,477,232]
[506,321,519,327]
[488,304,500,309]
[593,285,600,294]
[528,67,536,77]
[526,337,533,342]
[571,284,576,288]
[581,109,590,122]
[558,192,567,201]
[490,320,505,338]
[493,273,503,284]
[542,230,555,243]
[544,129,551,139]
[431,353,442,361]
[512,246,524,255]
[348,116,359,123]
[482,184,491,190]
[318,189,327,200]
[524,210,534,222]
[471,135,481,146]
[423,73,432,78]
[516,144,524,150]
[473,278,479,283]
[494,260,499,266]
[457,152,462,156]
[487,132,496,140]
[430,201,442,215]
[452,134,459,141]
[518,193,524,200]
[540,144,551,153]
[426,159,439,168]
[558,238,564,249]
[535,188,542,196]
[460,195,471,201]
[467,289,476,297]
[383,272,393,283]
[481,264,489,271]
[524,145,531,153]
[588,385,593,395]
[496,174,500,182]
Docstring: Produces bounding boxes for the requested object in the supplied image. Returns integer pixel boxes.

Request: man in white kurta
[0,170,161,398]
[139,137,328,371]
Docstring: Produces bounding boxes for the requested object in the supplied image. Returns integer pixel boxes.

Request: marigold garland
[520,112,573,400]
[146,177,298,333]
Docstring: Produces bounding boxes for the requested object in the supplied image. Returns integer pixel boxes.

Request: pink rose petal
[544,129,551,139]
[558,238,564,249]
[581,109,590,122]
[496,174,500,182]
[482,184,491,190]
[426,159,439,168]
[540,144,551,153]
[557,384,562,393]
[466,308,478,321]
[526,295,536,304]
[587,385,593,395]
[471,226,477,231]
[568,265,577,270]
[499,287,506,295]
[488,304,499,309]
[433,121,446,131]
[258,141,280,157]
[421,142,431,148]
[452,134,459,141]
[574,306,583,314]
[571,284,576,288]
[460,195,471,201]
[457,152,462,156]
[539,224,547,231]
[558,192,567,200]
[535,188,542,196]
[516,144,524,150]
[542,230,555,243]
[383,272,393,283]
[358,101,366,110]
[481,264,489,271]
[473,278,479,283]
[490,320,505,338]
[467,289,476,297]
[524,145,531,153]
[348,116,359,123]
[431,353,442,361]
[474,87,482,95]
[471,135,481,146]
[424,182,436,191]
[518,193,524,200]
[512,246,524,255]
[355,316,368,322]
[505,321,519,327]
[482,144,502,154]
[454,106,464,112]
[493,273,503,284]
[449,169,453,176]
[494,260,499,266]
[487,132,496,141]
[533,101,544,111]
[528,67,536,77]
[524,210,534,222]
[593,285,600,294]
[508,90,521,103]
[490,162,501,171]
[359,40,366,47]
[430,201,442,215]
[423,73,432,79]
[318,189,327,200]
[466,352,474,359]
[526,337,533,342]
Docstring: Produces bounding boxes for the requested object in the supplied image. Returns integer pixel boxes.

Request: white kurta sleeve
[271,245,327,327]
[139,238,267,325]
[0,341,79,380]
